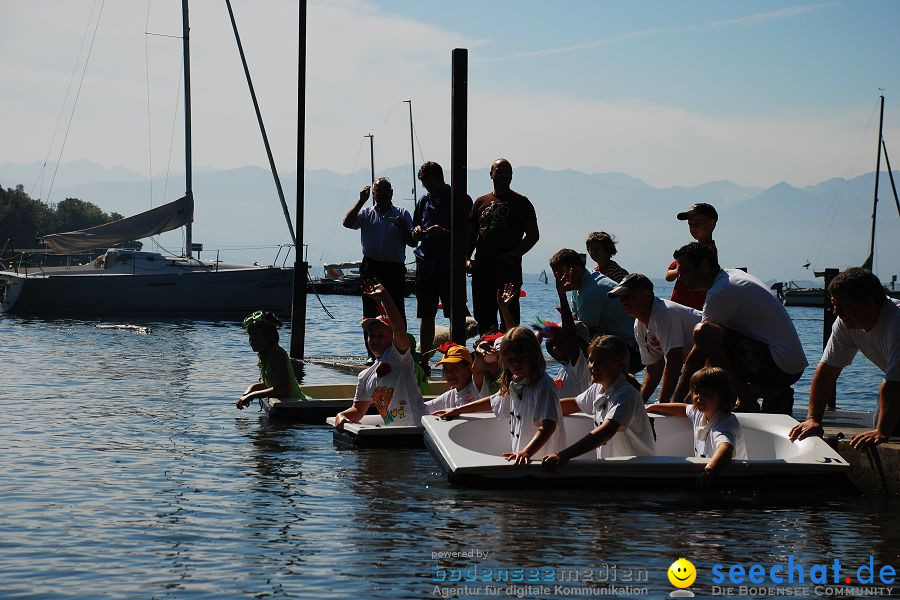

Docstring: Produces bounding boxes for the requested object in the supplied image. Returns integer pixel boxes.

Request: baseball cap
[360,314,392,332]
[676,202,718,221]
[608,273,654,298]
[436,344,474,367]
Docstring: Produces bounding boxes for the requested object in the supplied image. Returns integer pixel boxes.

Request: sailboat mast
[863,94,885,271]
[404,100,416,204]
[365,133,374,184]
[863,95,885,271]
[365,133,375,205]
[182,0,193,259]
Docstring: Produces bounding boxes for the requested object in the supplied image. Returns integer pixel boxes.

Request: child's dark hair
[587,335,641,391]
[549,248,585,270]
[498,326,545,395]
[689,367,736,413]
[243,310,281,342]
[586,231,618,256]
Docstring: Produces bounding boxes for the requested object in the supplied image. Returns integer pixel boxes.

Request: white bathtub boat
[326,414,426,449]
[423,413,850,489]
[259,381,449,424]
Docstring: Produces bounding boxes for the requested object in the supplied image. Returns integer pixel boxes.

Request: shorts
[416,268,452,318]
[723,328,802,389]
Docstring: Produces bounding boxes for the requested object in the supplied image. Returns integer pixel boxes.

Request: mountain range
[2,160,898,284]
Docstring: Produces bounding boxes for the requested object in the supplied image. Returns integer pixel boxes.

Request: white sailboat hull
[0,266,293,318]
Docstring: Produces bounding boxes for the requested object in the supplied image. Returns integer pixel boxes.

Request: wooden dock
[814,409,900,498]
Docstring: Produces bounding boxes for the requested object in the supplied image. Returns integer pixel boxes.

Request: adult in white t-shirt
[790,268,900,449]
[608,273,701,403]
[670,243,808,414]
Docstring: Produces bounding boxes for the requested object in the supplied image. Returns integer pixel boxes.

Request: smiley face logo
[667,558,696,588]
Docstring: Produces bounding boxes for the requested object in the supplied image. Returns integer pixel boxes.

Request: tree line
[0,184,124,250]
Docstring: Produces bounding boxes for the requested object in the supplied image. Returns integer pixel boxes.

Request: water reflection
[3,302,899,599]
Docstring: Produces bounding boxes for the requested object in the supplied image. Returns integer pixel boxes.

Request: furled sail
[42,194,194,253]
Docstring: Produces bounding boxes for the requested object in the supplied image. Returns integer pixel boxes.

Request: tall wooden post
[289,0,309,360]
[449,49,468,345]
[816,267,840,410]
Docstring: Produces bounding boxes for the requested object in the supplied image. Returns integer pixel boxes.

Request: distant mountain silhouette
[1,160,897,282]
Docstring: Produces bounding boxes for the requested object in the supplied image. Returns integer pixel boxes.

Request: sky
[2,0,900,190]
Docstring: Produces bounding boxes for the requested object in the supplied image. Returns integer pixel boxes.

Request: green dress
[258,345,308,399]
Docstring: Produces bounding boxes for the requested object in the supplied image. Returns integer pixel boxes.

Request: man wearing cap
[665,203,718,310]
[467,158,540,334]
[609,273,702,403]
[670,242,808,414]
[334,281,425,429]
[425,344,484,413]
[789,268,900,449]
[549,248,640,372]
[343,177,415,362]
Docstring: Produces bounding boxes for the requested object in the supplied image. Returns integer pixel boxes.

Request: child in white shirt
[647,366,747,484]
[543,335,656,467]
[437,326,567,464]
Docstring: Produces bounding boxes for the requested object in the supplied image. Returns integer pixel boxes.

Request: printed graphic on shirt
[479,201,510,236]
[373,386,405,425]
[644,331,662,355]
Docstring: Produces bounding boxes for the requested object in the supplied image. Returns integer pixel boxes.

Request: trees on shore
[0,184,123,249]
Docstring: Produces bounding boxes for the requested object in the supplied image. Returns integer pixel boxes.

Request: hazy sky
[2,0,899,188]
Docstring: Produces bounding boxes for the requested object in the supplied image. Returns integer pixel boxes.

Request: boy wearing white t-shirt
[648,367,747,487]
[426,345,483,413]
[334,280,425,429]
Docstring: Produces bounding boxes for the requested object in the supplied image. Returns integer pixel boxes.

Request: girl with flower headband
[334,279,425,429]
[437,326,567,464]
[237,310,307,409]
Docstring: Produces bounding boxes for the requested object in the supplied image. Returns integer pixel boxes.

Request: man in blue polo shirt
[343,177,414,362]
[549,248,640,372]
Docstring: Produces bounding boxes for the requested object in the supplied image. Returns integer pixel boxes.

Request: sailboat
[0,1,293,318]
[779,94,900,308]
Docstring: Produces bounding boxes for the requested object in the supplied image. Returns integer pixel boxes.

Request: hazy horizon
[2,1,900,191]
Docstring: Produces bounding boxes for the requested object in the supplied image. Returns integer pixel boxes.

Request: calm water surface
[1,283,897,599]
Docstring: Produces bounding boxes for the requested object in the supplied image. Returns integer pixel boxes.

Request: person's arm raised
[361,279,409,353]
[342,186,370,229]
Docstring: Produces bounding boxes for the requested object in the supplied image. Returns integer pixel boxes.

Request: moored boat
[423,413,850,489]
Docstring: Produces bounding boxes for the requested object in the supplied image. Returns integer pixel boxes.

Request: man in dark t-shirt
[412,161,473,356]
[466,158,540,334]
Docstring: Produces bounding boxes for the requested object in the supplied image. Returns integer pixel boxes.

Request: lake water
[2,281,896,599]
